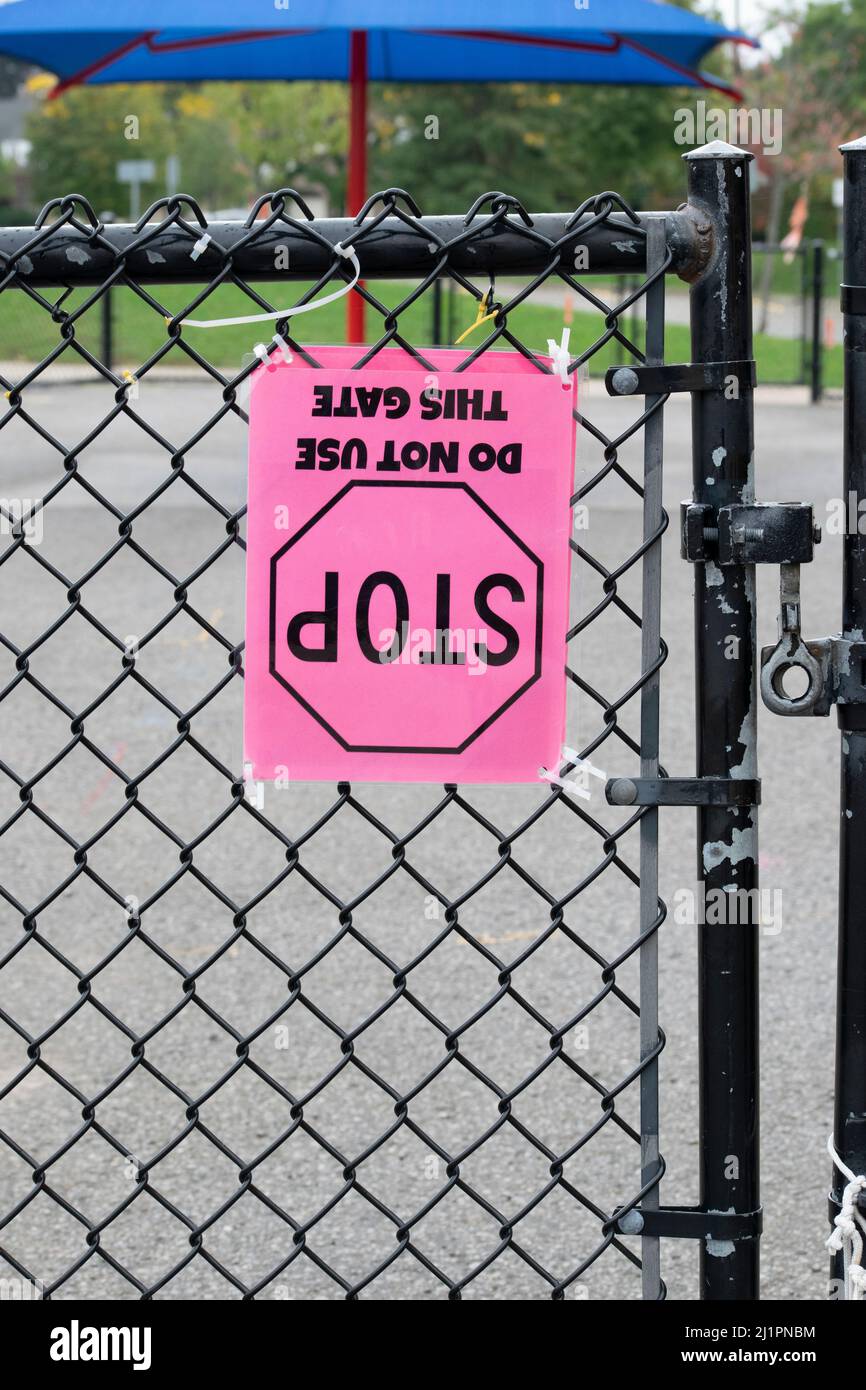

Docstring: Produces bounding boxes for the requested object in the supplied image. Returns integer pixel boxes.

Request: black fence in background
[753,238,832,401]
[0,229,837,405]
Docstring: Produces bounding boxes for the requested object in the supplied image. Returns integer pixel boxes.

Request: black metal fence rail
[0,196,703,284]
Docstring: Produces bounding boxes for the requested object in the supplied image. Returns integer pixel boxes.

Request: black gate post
[831,136,866,1294]
[684,141,761,1300]
[431,276,443,346]
[811,240,824,405]
[800,243,809,386]
[101,285,113,373]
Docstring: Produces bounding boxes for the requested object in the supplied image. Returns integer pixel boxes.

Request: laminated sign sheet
[244,347,576,783]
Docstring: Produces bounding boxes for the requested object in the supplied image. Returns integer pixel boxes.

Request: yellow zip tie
[455,288,497,345]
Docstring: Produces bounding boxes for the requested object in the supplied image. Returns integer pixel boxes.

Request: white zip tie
[190,232,212,262]
[827,1135,866,1299]
[546,327,573,387]
[272,332,293,364]
[120,369,139,399]
[248,332,295,376]
[178,241,360,328]
[538,747,607,799]
[239,333,295,405]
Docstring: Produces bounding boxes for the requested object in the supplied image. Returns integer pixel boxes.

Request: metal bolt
[617,1210,644,1235]
[610,367,639,396]
[608,778,638,806]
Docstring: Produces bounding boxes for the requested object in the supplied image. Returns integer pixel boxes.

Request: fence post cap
[839,136,866,154]
[682,140,754,162]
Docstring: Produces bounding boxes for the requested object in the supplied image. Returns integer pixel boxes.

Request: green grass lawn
[0,278,843,389]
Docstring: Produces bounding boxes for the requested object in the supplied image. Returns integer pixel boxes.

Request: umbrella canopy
[0,0,755,341]
[0,1,752,95]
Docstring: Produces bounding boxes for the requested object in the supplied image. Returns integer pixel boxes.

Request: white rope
[827,1135,866,1299]
[177,242,360,329]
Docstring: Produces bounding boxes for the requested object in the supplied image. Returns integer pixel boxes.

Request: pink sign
[244,347,576,783]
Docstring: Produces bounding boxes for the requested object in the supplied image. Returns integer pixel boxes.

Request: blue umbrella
[0,0,755,338]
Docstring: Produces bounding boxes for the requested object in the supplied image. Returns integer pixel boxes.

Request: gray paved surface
[0,370,844,1300]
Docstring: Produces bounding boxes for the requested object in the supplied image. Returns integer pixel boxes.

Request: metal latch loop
[761,630,827,716]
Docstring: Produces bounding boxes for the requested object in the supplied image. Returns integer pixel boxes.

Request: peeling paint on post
[684,140,760,1301]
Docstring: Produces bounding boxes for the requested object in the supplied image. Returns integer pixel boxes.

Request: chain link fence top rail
[0,188,672,1300]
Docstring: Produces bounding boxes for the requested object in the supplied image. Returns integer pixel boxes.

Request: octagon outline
[268,479,544,754]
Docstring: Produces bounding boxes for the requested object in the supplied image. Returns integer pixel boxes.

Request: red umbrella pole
[347,30,367,344]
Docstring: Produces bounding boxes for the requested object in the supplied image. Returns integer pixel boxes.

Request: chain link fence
[0,187,675,1300]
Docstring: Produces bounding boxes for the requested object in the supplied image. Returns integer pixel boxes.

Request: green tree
[739,1,866,256]
[370,80,729,215]
[224,82,349,211]
[24,80,351,217]
[26,85,174,216]
[796,0,866,126]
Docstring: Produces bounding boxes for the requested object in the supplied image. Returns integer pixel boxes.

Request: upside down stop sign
[243,347,576,783]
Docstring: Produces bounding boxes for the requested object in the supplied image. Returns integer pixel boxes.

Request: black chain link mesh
[0,187,669,1300]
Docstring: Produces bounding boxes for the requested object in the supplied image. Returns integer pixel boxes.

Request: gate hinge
[616,1205,763,1242]
[681,500,819,566]
[605,359,755,397]
[606,776,760,808]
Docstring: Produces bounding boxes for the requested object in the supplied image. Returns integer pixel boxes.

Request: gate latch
[760,564,866,719]
[681,500,818,566]
[679,498,849,719]
[760,562,835,716]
